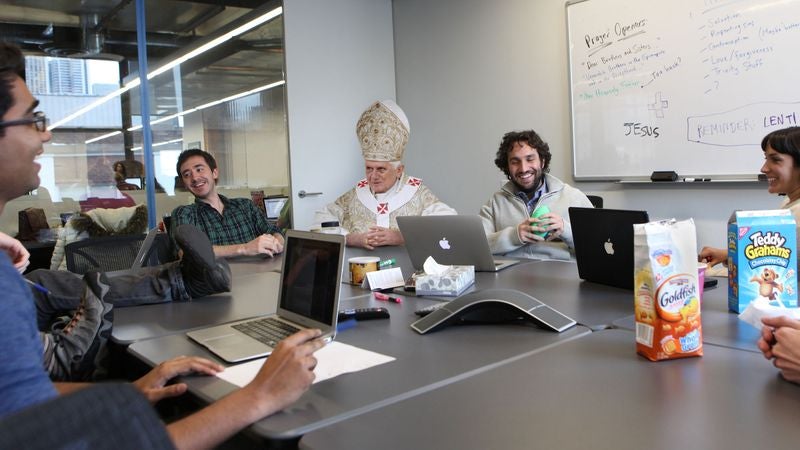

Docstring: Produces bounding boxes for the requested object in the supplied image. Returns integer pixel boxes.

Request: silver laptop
[187,230,345,363]
[131,228,159,269]
[568,207,649,290]
[397,215,519,272]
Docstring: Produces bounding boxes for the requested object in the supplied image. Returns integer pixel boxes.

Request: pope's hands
[347,227,403,249]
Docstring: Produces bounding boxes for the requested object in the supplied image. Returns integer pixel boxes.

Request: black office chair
[586,195,604,208]
[65,233,174,275]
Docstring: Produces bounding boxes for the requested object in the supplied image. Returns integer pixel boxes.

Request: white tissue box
[415,265,475,296]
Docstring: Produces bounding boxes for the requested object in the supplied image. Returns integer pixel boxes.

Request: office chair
[586,195,604,209]
[65,233,174,275]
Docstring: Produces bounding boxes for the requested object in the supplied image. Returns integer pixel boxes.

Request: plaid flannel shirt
[171,195,281,246]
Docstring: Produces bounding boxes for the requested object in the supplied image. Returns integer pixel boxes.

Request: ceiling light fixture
[49,6,283,131]
[84,130,122,144]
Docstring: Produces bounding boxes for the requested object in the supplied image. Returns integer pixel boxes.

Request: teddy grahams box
[727,209,798,313]
[634,219,702,361]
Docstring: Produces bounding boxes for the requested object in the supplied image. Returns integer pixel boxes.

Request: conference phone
[411,288,576,334]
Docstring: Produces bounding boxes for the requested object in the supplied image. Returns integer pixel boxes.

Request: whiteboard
[567,0,800,180]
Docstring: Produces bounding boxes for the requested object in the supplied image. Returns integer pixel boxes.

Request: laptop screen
[279,234,341,326]
[264,197,287,220]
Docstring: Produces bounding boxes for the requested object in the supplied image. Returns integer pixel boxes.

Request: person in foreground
[172,148,285,258]
[0,42,326,448]
[480,130,593,260]
[699,127,800,265]
[314,99,456,249]
[757,315,800,384]
[698,127,800,385]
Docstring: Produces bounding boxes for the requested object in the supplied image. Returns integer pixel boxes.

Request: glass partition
[0,1,289,266]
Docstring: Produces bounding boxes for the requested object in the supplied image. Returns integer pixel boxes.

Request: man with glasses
[0,110,46,130]
[0,42,326,448]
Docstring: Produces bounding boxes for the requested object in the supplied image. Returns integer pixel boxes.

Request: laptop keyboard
[232,317,300,347]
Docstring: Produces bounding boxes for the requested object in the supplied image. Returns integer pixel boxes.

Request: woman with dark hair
[699,126,800,266]
[699,127,800,385]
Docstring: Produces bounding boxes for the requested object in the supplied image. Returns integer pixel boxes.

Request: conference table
[123,246,800,448]
[300,329,798,450]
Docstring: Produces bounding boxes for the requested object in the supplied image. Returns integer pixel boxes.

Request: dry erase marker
[379,258,396,268]
[374,292,402,304]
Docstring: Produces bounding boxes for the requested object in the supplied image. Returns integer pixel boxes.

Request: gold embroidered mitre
[356,100,410,161]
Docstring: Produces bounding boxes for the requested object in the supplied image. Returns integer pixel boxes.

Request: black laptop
[568,207,649,290]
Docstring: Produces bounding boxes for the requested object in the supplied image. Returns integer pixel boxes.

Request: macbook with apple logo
[397,215,519,272]
[568,207,649,290]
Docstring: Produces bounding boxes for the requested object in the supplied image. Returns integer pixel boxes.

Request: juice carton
[728,210,798,313]
[634,219,703,361]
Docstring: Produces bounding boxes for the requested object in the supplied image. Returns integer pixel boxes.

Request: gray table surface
[470,259,636,330]
[112,271,283,345]
[128,290,591,440]
[612,276,761,353]
[299,329,800,450]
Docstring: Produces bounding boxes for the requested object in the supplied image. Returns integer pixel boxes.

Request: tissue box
[415,265,475,296]
[728,209,798,313]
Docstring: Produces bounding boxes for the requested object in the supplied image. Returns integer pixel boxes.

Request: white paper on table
[739,297,800,329]
[216,341,396,387]
[363,267,405,290]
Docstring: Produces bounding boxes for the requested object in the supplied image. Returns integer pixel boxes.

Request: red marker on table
[373,292,402,304]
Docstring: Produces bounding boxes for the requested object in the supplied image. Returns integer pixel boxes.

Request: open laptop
[568,207,649,290]
[264,196,288,222]
[131,228,159,269]
[397,215,519,272]
[187,230,345,363]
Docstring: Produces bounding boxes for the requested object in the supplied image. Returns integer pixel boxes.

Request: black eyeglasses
[0,111,48,132]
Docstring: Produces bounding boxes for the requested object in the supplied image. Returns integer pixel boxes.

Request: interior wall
[392,0,772,249]
[283,0,397,230]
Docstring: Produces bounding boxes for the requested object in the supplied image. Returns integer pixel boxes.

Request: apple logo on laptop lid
[439,237,451,250]
[604,238,615,255]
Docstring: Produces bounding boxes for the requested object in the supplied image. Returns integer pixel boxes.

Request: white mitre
[356,99,410,162]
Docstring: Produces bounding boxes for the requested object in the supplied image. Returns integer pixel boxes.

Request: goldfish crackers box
[634,219,702,361]
[728,209,797,313]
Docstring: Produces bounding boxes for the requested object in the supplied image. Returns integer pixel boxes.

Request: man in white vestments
[314,100,456,249]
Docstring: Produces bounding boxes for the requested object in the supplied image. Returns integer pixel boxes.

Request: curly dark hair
[176,148,217,176]
[762,127,800,167]
[0,43,26,138]
[494,130,551,178]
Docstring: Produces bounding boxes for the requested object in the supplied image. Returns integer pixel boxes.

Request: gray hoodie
[479,173,593,260]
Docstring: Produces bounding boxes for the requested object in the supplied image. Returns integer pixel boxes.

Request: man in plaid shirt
[172,149,285,258]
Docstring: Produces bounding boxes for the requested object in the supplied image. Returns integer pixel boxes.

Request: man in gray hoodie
[480,130,593,260]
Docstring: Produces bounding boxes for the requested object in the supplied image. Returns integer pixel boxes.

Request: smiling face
[507,142,545,192]
[179,155,219,199]
[761,144,800,201]
[0,77,51,206]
